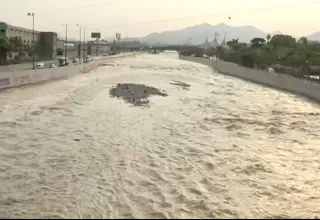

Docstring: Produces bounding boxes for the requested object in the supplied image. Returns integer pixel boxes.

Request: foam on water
[0,54,320,218]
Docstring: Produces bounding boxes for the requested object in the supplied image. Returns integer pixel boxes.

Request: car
[58,58,69,66]
[85,55,92,63]
[36,63,44,69]
[48,64,56,68]
[72,58,79,64]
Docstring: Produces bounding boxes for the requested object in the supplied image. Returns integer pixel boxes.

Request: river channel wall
[179,55,320,103]
[0,53,138,90]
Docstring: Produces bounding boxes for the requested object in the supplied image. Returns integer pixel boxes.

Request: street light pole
[27,13,35,69]
[62,24,69,63]
[77,24,82,64]
[97,29,100,56]
[83,26,87,62]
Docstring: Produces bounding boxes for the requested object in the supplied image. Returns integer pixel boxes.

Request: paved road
[0,55,113,72]
[0,60,58,72]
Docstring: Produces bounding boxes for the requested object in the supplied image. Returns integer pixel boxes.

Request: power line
[37,0,121,15]
[91,1,320,30]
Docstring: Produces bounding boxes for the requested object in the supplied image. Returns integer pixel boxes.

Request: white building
[0,22,40,45]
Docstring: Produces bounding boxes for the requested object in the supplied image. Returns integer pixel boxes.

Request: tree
[14,37,23,52]
[250,38,266,49]
[298,37,308,47]
[8,36,23,53]
[266,34,271,43]
[227,38,239,46]
[0,38,11,64]
[227,38,246,51]
[269,34,296,48]
[241,52,255,68]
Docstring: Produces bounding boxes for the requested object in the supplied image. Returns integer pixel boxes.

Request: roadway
[0,56,104,72]
[0,60,58,72]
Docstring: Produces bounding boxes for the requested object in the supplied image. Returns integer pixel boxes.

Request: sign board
[91,32,101,38]
[116,33,121,40]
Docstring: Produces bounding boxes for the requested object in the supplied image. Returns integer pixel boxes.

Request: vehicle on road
[48,64,56,68]
[85,55,92,63]
[72,58,79,64]
[58,58,69,66]
[36,63,45,69]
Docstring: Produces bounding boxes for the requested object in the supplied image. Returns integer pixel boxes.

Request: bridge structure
[116,44,199,53]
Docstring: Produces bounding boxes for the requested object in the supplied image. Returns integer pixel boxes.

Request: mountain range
[139,23,320,45]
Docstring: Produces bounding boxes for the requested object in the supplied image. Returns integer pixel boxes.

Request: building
[0,22,40,46]
[56,39,112,59]
[0,22,58,61]
[86,40,111,56]
[38,32,58,60]
[57,40,78,58]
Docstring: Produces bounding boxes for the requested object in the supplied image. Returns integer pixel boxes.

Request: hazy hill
[270,30,283,36]
[140,23,268,45]
[307,32,320,42]
[140,23,320,45]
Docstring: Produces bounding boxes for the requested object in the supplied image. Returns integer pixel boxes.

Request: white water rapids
[0,53,320,218]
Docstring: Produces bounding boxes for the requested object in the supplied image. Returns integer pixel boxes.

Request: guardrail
[0,53,138,90]
[179,55,320,103]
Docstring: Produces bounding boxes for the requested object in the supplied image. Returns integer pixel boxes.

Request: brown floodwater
[0,53,320,218]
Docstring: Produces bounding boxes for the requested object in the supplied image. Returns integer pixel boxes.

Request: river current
[0,53,319,218]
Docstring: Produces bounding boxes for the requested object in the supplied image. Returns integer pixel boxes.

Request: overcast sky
[1,0,320,40]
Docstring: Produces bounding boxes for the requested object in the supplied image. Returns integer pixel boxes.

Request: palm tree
[266,34,271,43]
[227,38,240,50]
[230,38,239,44]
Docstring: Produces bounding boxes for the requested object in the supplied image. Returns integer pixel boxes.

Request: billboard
[115,33,121,40]
[91,32,101,38]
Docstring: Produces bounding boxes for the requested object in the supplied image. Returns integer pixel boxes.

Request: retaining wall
[0,53,138,90]
[179,55,320,103]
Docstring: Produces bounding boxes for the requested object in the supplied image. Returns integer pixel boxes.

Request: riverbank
[0,53,139,90]
[179,55,320,103]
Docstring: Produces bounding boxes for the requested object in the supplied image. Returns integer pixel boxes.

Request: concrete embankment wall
[179,55,320,103]
[0,53,138,90]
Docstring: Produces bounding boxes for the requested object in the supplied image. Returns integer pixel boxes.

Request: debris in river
[169,80,191,90]
[109,83,168,106]
[99,63,115,67]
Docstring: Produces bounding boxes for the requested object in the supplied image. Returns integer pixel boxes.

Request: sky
[1,0,320,40]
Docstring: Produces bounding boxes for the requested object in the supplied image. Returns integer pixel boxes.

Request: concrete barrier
[0,53,138,90]
[179,55,320,103]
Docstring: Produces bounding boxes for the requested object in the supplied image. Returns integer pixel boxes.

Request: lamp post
[97,29,100,56]
[62,24,70,63]
[27,13,35,69]
[77,24,82,64]
[83,26,87,62]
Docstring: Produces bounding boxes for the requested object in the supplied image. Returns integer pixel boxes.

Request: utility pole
[96,29,100,56]
[83,26,87,62]
[62,24,70,63]
[27,13,35,69]
[126,32,128,50]
[77,24,82,63]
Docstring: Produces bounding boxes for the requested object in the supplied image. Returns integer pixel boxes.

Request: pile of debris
[109,83,168,106]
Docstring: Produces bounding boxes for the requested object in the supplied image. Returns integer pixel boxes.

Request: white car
[48,64,56,68]
[36,63,44,69]
[85,55,92,62]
